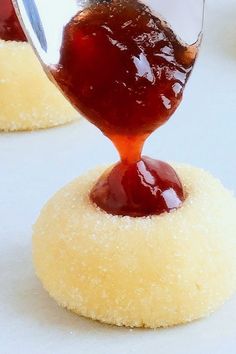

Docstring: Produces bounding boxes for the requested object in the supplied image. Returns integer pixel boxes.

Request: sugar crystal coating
[0,40,78,131]
[33,165,236,328]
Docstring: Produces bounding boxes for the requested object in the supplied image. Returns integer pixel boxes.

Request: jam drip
[0,0,27,42]
[52,0,197,217]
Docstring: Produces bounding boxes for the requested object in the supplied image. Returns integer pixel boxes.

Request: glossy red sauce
[52,0,197,217]
[90,157,184,217]
[0,0,27,41]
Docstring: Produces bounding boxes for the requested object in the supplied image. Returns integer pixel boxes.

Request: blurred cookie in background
[0,0,78,131]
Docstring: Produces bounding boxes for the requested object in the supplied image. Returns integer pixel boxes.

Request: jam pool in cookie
[0,0,27,41]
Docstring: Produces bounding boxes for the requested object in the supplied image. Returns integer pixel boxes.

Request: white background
[1,0,236,353]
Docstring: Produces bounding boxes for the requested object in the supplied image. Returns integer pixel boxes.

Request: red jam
[51,0,197,217]
[0,0,27,41]
[90,157,184,217]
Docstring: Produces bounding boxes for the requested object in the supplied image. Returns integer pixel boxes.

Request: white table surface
[1,0,236,353]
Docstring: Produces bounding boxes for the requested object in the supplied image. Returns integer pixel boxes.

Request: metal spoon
[12,0,205,91]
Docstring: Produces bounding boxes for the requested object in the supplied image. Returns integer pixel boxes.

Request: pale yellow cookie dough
[33,165,236,328]
[0,40,78,131]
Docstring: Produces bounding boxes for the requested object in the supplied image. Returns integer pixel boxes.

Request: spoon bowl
[13,0,205,82]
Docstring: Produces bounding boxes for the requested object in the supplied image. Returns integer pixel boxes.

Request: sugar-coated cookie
[0,40,78,131]
[33,165,236,328]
